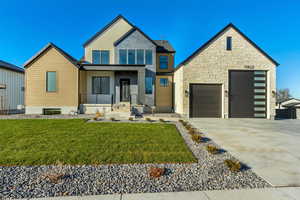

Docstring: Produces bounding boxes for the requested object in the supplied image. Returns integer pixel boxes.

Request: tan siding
[179,27,276,119]
[84,18,133,64]
[155,75,173,109]
[25,47,79,107]
[174,66,183,114]
[156,53,174,72]
[79,70,87,103]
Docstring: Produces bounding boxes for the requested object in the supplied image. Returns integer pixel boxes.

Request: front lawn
[0,119,196,165]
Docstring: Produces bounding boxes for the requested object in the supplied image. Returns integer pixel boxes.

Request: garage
[229,70,267,118]
[189,84,222,118]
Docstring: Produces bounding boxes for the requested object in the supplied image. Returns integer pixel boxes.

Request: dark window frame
[226,36,232,51]
[92,76,110,95]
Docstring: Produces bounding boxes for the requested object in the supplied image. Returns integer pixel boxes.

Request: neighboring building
[174,23,279,119]
[24,15,175,115]
[0,60,24,113]
[276,98,300,119]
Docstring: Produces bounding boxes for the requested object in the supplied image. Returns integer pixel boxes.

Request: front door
[120,79,130,102]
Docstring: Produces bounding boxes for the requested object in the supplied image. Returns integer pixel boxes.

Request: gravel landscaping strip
[0,121,270,199]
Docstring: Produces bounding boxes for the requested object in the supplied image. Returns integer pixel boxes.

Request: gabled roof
[0,60,24,73]
[154,40,176,53]
[23,43,79,68]
[175,23,279,71]
[83,15,135,47]
[113,27,157,47]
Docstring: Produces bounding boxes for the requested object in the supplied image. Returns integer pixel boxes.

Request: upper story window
[145,50,153,65]
[46,71,57,92]
[159,56,168,69]
[128,49,136,64]
[92,50,110,64]
[226,36,232,51]
[119,49,127,64]
[159,78,169,87]
[119,49,152,65]
[137,49,144,64]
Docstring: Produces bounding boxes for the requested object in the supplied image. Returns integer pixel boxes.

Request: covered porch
[79,64,145,114]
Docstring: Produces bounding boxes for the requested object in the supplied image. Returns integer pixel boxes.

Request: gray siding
[0,68,24,111]
[115,30,156,106]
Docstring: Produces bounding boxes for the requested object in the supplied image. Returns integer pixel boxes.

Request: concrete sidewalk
[25,187,300,200]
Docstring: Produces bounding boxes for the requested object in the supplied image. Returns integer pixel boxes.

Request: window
[159,56,168,69]
[226,36,232,51]
[145,50,152,65]
[137,49,144,64]
[46,72,56,92]
[128,49,136,64]
[145,77,153,94]
[92,50,100,64]
[160,78,169,87]
[92,77,110,94]
[100,50,109,64]
[92,50,110,64]
[119,49,127,64]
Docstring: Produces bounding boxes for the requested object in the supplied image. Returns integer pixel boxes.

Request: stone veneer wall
[175,27,277,119]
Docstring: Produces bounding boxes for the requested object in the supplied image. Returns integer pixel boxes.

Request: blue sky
[0,0,299,98]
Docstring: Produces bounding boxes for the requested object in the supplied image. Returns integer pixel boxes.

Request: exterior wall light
[185,90,189,97]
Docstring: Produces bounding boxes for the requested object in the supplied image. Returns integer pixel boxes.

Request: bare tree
[277,88,292,103]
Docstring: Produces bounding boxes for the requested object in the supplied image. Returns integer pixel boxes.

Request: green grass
[0,119,196,166]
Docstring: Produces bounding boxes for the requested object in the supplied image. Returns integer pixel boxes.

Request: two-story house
[24,15,175,115]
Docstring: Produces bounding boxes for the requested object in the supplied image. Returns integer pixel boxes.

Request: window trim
[46,71,57,93]
[92,76,110,95]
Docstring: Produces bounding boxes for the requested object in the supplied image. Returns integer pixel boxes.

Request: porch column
[137,69,145,105]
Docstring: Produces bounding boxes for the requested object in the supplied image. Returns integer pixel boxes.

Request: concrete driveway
[189,118,300,187]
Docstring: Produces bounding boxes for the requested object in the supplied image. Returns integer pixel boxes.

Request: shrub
[145,118,152,122]
[186,125,193,131]
[128,117,134,121]
[178,119,184,123]
[93,117,98,121]
[191,134,202,143]
[149,167,165,178]
[188,128,197,135]
[95,111,102,118]
[206,145,219,154]
[159,118,165,122]
[181,121,188,126]
[224,159,241,172]
[43,172,64,184]
[110,117,115,121]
